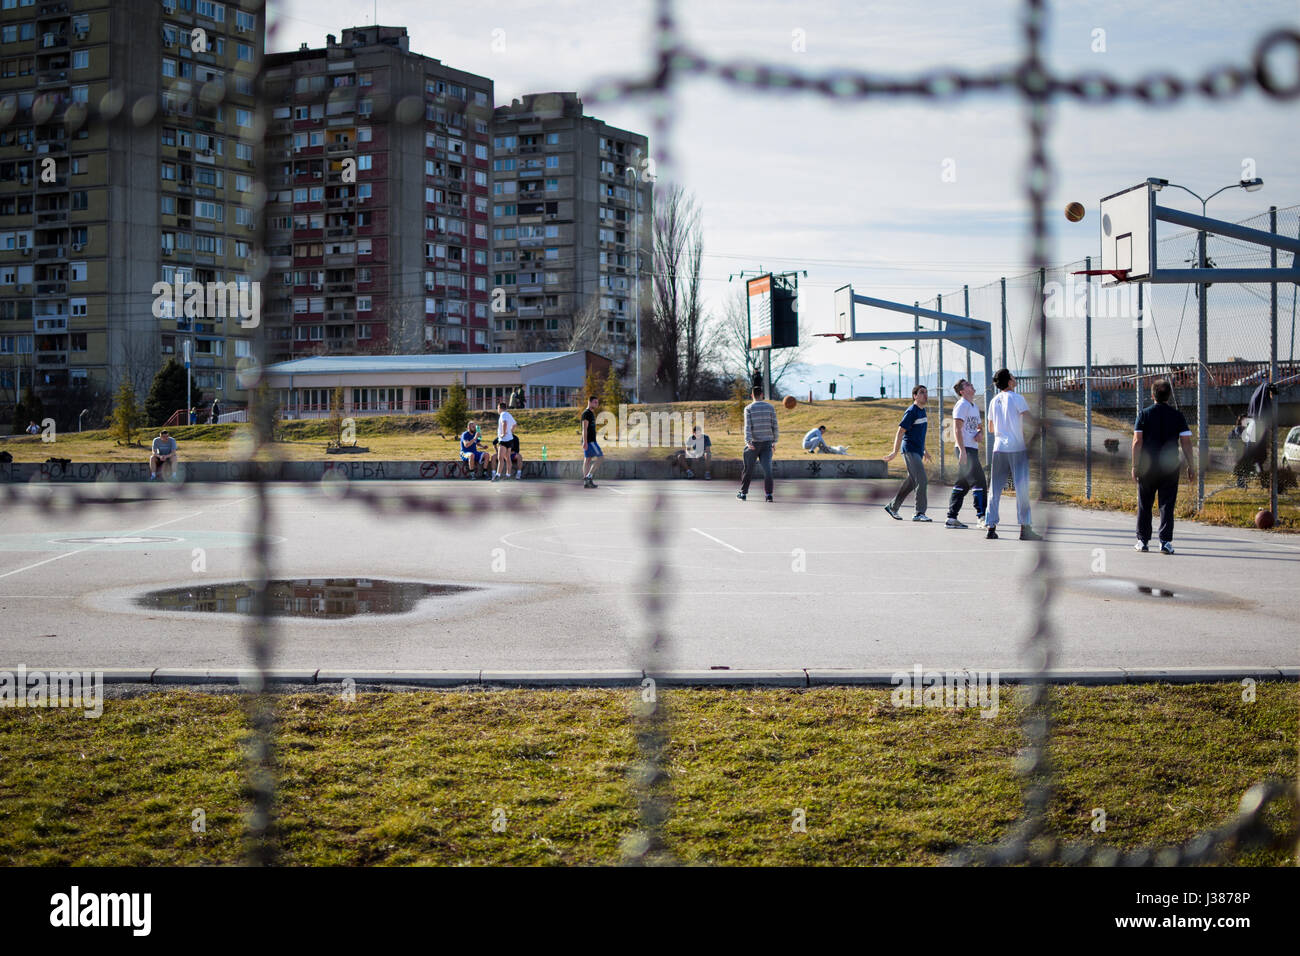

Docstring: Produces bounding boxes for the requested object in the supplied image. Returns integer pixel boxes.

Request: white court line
[602,485,627,495]
[690,527,744,553]
[0,494,256,582]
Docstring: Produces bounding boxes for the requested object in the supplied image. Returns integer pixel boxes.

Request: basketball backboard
[1099,182,1156,284]
[833,284,855,338]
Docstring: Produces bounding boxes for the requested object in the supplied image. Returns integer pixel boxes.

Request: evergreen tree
[11,400,25,435]
[600,370,629,413]
[437,381,469,436]
[145,358,190,427]
[583,367,606,407]
[109,378,145,446]
[19,386,43,431]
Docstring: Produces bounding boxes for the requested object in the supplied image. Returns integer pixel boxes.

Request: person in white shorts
[494,401,521,481]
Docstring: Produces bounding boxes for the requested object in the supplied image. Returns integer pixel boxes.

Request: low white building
[264,351,609,418]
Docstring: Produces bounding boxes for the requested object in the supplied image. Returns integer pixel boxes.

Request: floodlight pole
[1270,206,1278,519]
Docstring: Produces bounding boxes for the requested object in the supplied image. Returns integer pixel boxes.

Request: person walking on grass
[883,385,933,521]
[1132,378,1195,554]
[580,395,602,489]
[985,368,1042,541]
[946,378,986,529]
[737,385,778,502]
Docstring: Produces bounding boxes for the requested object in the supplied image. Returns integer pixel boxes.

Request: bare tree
[650,183,709,400]
[712,284,809,392]
[566,292,610,355]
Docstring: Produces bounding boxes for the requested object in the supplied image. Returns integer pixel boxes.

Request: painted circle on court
[0,530,285,553]
[55,535,183,546]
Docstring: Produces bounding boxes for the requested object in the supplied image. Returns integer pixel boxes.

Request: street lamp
[863,362,884,398]
[1148,176,1265,509]
[884,360,901,398]
[880,345,913,398]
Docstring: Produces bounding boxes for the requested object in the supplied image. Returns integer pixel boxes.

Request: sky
[272,0,1300,392]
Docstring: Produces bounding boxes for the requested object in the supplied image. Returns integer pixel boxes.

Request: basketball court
[0,478,1295,676]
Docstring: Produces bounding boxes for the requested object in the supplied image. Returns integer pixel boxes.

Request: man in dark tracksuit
[883,385,933,522]
[1132,378,1195,555]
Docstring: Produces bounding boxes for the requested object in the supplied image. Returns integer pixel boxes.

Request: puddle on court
[136,578,475,618]
[1063,577,1245,609]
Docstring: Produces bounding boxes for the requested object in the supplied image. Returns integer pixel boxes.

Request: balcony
[325,226,353,239]
[326,142,352,155]
[35,281,67,295]
[36,245,66,260]
[325,282,354,294]
[36,210,68,225]
[37,70,68,87]
[325,311,354,323]
[36,351,68,366]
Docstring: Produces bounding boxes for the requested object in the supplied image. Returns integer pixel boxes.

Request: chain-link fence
[2,0,1298,866]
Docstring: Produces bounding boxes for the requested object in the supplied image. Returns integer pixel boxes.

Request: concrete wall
[1,456,888,483]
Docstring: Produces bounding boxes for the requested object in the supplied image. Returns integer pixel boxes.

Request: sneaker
[704,473,712,481]
[469,473,478,480]
[685,469,694,479]
[1019,527,1043,541]
[884,504,901,520]
[1160,541,1175,555]
[1134,541,1149,552]
[515,471,523,479]
[977,515,987,529]
[491,475,500,482]
[765,494,773,502]
[737,491,747,501]
[945,518,967,529]
[913,514,932,522]
[986,527,999,540]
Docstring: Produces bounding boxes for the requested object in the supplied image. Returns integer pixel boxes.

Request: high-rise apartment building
[0,0,263,419]
[261,26,494,364]
[489,92,651,379]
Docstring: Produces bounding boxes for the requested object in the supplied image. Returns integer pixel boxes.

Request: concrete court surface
[0,478,1295,674]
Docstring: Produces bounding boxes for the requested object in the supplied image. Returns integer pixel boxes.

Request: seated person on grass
[460,420,485,478]
[803,425,848,454]
[149,429,178,480]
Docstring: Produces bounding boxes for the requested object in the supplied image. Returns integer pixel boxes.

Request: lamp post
[863,362,883,398]
[1147,176,1264,509]
[879,345,914,397]
[884,360,901,398]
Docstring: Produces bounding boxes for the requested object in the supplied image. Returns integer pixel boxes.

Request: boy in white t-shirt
[945,379,985,529]
[985,368,1042,541]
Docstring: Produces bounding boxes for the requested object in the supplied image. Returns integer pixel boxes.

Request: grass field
[0,684,1294,866]
[5,397,1294,529]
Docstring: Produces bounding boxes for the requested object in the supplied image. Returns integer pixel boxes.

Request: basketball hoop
[1072,268,1131,282]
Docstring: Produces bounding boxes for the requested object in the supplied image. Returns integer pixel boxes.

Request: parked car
[1284,426,1300,466]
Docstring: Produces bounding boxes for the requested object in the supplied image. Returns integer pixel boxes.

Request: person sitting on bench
[150,430,178,480]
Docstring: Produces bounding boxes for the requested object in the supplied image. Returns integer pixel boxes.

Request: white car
[1285,426,1300,465]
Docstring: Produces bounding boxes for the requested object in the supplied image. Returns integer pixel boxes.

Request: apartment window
[70,261,86,281]
[357,296,371,311]
[71,86,88,105]
[545,178,559,192]
[235,109,252,128]
[545,155,559,168]
[194,201,223,221]
[70,298,87,317]
[162,59,177,78]
[71,191,88,211]
[357,155,372,171]
[236,42,253,63]
[70,332,87,351]
[161,196,176,215]
[196,1,225,22]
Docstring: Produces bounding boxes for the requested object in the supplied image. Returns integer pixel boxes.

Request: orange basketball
[1255,509,1275,530]
[1065,201,1086,222]
[783,395,797,410]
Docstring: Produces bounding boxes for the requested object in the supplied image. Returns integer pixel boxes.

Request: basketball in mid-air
[783,395,797,410]
[1255,509,1275,530]
[1065,201,1086,222]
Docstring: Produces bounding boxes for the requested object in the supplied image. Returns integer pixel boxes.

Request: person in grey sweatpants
[985,368,1042,541]
[882,385,933,522]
